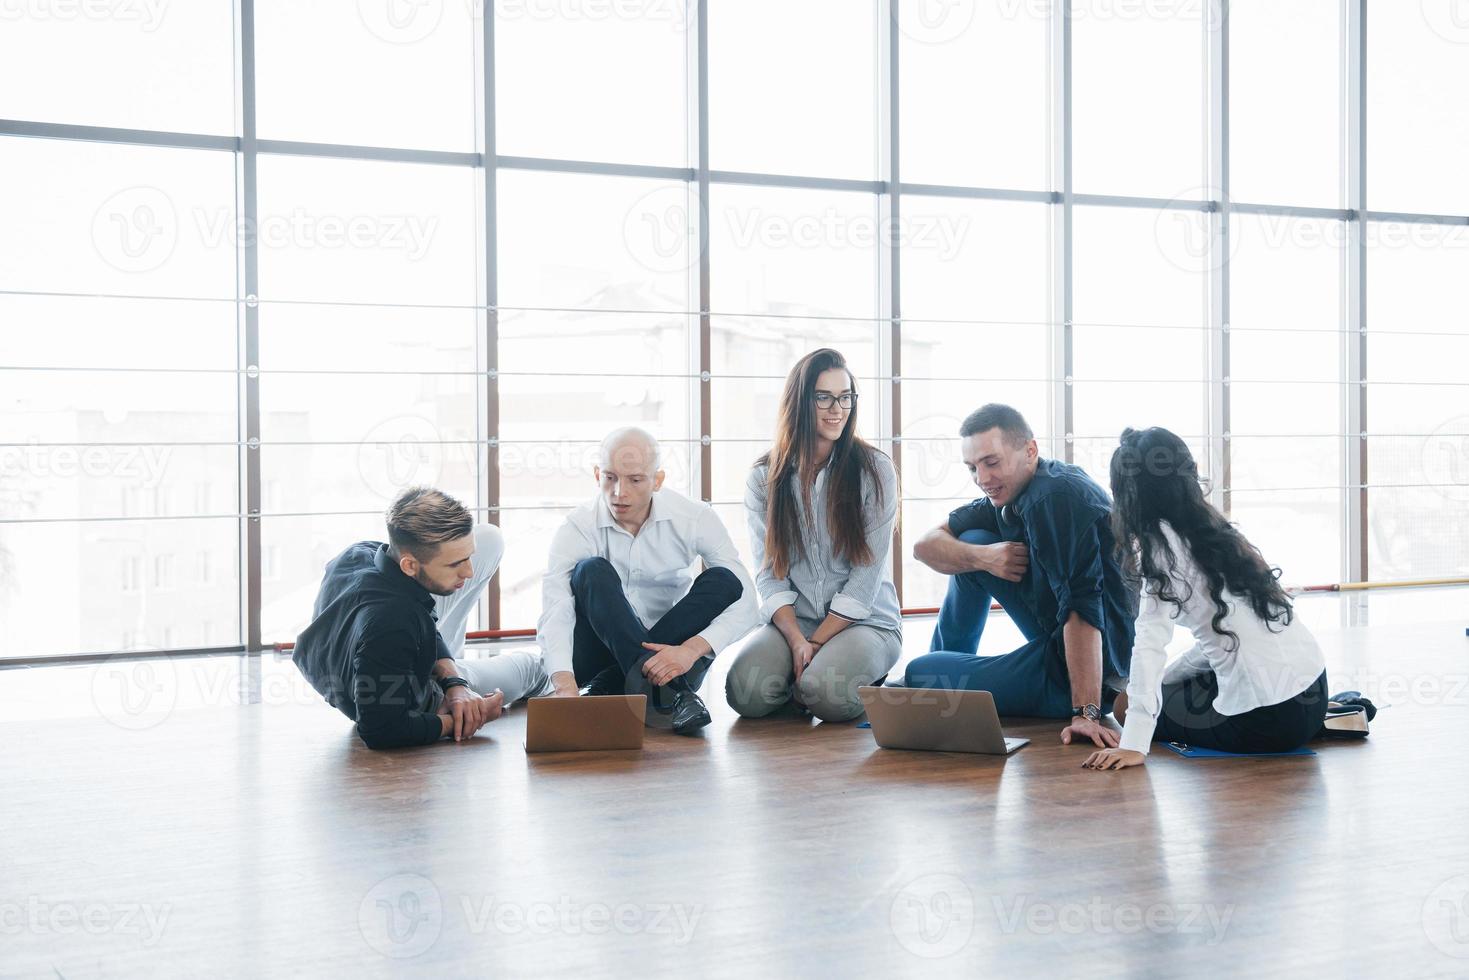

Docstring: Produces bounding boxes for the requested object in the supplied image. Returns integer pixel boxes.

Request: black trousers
[570,557,741,700]
[1152,669,1329,753]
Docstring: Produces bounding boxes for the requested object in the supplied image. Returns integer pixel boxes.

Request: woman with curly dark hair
[1084,427,1328,770]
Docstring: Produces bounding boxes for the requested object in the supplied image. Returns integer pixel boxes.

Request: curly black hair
[1109,427,1293,651]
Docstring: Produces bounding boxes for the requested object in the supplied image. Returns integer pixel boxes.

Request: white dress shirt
[1119,521,1326,754]
[744,453,902,632]
[536,488,760,677]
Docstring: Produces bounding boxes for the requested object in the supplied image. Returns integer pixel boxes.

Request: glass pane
[1367,221,1469,336]
[500,374,693,443]
[257,372,478,444]
[1229,214,1344,335]
[707,0,878,179]
[901,378,1052,441]
[709,185,880,319]
[0,442,237,522]
[1368,0,1469,216]
[1072,0,1206,199]
[497,506,577,630]
[1368,488,1469,580]
[1231,436,1342,492]
[0,518,240,658]
[260,305,480,373]
[4,369,237,445]
[899,198,1050,324]
[1230,489,1341,586]
[255,155,478,306]
[0,3,234,134]
[711,377,882,442]
[1074,205,1209,329]
[900,497,972,610]
[0,295,235,370]
[1229,0,1341,208]
[255,0,477,151]
[0,137,237,299]
[497,171,693,313]
[261,512,398,643]
[502,439,697,511]
[897,0,1048,189]
[494,0,689,166]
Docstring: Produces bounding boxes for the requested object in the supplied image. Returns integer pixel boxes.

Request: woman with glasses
[725,348,902,722]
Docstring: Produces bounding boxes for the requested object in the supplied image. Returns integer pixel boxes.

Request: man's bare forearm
[913,526,986,575]
[1062,612,1103,707]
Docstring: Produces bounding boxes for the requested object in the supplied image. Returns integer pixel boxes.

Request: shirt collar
[372,542,434,609]
[595,492,673,533]
[1007,457,1052,519]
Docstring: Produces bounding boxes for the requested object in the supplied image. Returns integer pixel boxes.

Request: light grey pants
[725,623,902,722]
[424,524,553,711]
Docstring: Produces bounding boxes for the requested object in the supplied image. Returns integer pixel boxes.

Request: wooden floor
[3,589,1468,978]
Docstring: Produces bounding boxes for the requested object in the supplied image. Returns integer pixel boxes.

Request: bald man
[536,427,759,733]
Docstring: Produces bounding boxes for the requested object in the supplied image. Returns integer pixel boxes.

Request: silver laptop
[524,695,646,752]
[858,686,1029,755]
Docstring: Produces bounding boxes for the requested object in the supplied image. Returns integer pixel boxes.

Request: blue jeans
[906,528,1096,718]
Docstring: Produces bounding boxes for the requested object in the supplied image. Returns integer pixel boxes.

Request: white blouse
[1119,522,1326,754]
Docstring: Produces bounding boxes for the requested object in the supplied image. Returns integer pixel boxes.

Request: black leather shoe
[669,689,712,734]
[577,665,623,698]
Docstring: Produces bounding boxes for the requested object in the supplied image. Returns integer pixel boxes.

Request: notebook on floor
[1163,742,1315,759]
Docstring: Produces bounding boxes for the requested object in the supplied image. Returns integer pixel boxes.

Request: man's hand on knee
[976,541,1029,581]
[641,641,702,687]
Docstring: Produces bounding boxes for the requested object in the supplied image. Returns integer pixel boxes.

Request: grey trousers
[725,623,902,722]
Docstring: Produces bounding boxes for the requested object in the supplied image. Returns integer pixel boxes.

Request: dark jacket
[947,458,1139,685]
[293,541,448,749]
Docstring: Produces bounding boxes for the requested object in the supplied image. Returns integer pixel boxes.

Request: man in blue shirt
[904,404,1138,748]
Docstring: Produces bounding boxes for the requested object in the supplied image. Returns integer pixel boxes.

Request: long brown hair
[757,348,887,579]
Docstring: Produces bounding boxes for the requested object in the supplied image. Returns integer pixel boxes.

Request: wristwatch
[1072,702,1101,722]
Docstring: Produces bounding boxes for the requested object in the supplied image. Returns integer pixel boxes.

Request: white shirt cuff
[828,592,871,623]
[759,591,798,623]
[1118,713,1157,755]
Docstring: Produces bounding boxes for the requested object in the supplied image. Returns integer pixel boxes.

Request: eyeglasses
[813,392,858,410]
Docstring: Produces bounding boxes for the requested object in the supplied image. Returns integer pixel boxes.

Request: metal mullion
[482,4,502,629]
[1344,0,1368,582]
[238,0,262,654]
[697,0,712,505]
[881,0,902,599]
[1208,0,1230,515]
[255,138,478,167]
[1050,0,1073,462]
[0,118,237,150]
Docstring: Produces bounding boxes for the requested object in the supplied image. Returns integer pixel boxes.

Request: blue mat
[1163,741,1315,759]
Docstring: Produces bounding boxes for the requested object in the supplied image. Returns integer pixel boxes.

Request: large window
[2,0,1466,660]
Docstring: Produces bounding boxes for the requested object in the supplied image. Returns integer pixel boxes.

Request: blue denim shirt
[947,458,1138,685]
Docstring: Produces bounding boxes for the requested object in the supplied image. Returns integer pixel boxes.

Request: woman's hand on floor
[1081,748,1145,770]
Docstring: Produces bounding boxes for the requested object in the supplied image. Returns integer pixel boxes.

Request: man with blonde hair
[293,487,551,750]
[538,427,758,733]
